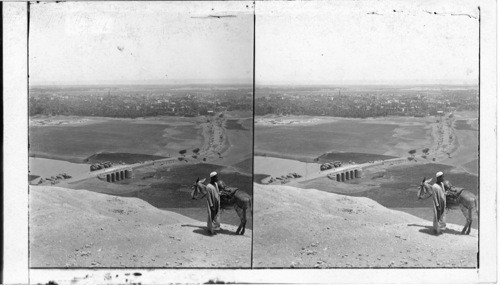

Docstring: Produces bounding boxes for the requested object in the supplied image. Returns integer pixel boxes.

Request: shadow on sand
[407,223,464,236]
[181,224,237,236]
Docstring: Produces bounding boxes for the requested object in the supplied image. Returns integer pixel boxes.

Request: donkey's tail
[249,197,253,216]
[474,197,478,214]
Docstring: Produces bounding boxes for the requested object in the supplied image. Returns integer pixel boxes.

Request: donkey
[191,178,252,235]
[418,177,478,235]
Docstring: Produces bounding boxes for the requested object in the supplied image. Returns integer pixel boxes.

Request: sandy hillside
[253,184,477,268]
[30,186,251,268]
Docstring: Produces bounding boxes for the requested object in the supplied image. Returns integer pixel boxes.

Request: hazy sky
[30,2,254,85]
[256,1,479,85]
[30,1,479,86]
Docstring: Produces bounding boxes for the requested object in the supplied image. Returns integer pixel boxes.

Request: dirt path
[253,184,478,268]
[428,114,457,161]
[30,186,251,268]
[199,113,227,161]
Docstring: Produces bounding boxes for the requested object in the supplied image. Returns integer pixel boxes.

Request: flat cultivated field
[255,116,433,161]
[440,112,479,174]
[217,116,253,174]
[68,162,253,229]
[294,162,479,229]
[29,116,202,162]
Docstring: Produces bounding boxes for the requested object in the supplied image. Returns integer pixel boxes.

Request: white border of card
[3,1,497,284]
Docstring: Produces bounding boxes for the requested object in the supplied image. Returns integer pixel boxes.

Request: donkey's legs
[466,208,473,235]
[234,205,244,235]
[459,205,472,234]
[239,208,247,235]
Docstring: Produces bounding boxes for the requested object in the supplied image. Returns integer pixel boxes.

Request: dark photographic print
[28,1,253,268]
[253,1,479,268]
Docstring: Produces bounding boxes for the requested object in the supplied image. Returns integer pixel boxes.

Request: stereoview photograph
[253,1,479,268]
[28,1,254,268]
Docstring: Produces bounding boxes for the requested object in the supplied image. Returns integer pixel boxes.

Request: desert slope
[30,186,251,267]
[253,184,477,268]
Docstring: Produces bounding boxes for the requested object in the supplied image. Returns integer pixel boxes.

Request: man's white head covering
[210,171,218,178]
[436,171,443,178]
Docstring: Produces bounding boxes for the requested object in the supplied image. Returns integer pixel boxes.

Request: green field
[225,119,248,130]
[85,152,167,164]
[463,159,479,174]
[296,162,479,228]
[255,118,430,160]
[253,174,270,183]
[217,119,253,174]
[233,157,253,174]
[73,162,253,229]
[352,163,479,229]
[144,163,253,207]
[29,118,202,162]
[455,120,478,131]
[349,163,478,209]
[146,163,253,229]
[317,152,396,164]
[440,129,479,174]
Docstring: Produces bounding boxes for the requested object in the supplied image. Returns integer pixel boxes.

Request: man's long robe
[431,183,447,234]
[205,183,221,233]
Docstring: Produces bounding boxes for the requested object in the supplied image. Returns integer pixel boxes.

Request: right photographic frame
[253,1,480,268]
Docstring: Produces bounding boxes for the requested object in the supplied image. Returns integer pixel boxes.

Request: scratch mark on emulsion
[424,10,478,19]
[365,9,478,20]
[191,15,237,19]
[450,13,478,19]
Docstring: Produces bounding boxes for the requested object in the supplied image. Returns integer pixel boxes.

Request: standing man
[436,171,446,191]
[433,171,447,234]
[437,171,459,198]
[205,171,221,234]
[436,171,452,192]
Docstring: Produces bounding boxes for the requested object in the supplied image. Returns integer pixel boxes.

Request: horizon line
[29,78,253,87]
[256,80,478,87]
[29,82,254,88]
[256,83,479,88]
[29,82,478,88]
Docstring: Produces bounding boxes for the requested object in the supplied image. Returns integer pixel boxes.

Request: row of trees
[408,148,429,156]
[179,148,200,156]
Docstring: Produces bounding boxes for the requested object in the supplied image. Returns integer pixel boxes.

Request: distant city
[29,85,253,118]
[256,86,478,118]
[29,85,478,119]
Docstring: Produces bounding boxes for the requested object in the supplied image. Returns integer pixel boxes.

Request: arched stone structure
[329,167,363,183]
[355,169,361,178]
[103,168,133,183]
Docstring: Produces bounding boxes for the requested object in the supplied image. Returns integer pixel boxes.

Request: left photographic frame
[28,1,254,268]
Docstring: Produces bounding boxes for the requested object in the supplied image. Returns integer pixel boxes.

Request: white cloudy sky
[256,1,479,85]
[30,1,479,86]
[29,2,254,85]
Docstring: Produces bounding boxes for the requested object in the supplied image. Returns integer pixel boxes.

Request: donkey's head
[417,177,433,199]
[191,177,206,200]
